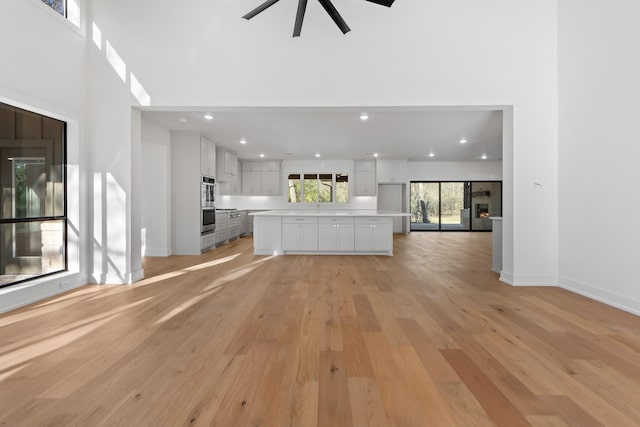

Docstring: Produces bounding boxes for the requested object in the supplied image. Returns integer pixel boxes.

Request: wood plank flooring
[1,233,639,426]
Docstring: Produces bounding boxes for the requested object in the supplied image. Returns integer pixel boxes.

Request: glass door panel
[440,182,470,230]
[410,182,440,231]
[471,182,502,231]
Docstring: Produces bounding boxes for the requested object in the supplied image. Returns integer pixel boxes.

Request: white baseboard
[499,271,557,287]
[144,248,172,257]
[560,276,640,316]
[0,273,89,314]
[499,270,514,285]
[98,269,145,285]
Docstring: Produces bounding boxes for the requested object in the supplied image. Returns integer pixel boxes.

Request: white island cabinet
[251,210,407,256]
[282,217,318,251]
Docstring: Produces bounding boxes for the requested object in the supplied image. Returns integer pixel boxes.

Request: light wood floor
[1,233,639,426]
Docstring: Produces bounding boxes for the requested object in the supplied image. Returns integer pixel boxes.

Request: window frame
[287,172,349,205]
[0,102,68,289]
[40,0,67,18]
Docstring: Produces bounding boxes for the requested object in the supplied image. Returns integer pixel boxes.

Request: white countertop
[250,209,409,217]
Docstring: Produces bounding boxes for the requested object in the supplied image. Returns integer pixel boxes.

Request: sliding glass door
[410,181,501,232]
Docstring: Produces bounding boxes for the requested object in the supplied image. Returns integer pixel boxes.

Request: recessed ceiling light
[240,138,247,144]
[373,153,379,158]
[459,138,467,144]
[360,113,369,121]
[481,154,488,160]
[259,153,265,158]
[315,153,321,158]
[179,118,187,123]
[204,113,214,120]
[428,152,435,158]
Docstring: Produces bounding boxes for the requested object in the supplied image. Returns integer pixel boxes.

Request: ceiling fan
[243,0,396,37]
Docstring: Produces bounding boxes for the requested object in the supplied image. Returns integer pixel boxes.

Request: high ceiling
[142,107,503,162]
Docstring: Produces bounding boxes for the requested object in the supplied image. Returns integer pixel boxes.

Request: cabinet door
[262,170,281,195]
[300,224,318,250]
[354,224,373,250]
[200,137,215,176]
[225,151,237,176]
[318,224,337,250]
[242,171,261,195]
[282,223,301,250]
[355,170,376,196]
[336,224,355,251]
[372,223,392,251]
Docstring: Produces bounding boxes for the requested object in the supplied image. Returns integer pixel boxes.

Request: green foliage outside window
[288,173,348,204]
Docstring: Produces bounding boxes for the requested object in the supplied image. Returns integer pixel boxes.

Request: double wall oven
[201,176,216,234]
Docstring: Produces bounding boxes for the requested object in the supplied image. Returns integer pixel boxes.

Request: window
[288,173,348,204]
[41,0,66,17]
[0,101,67,288]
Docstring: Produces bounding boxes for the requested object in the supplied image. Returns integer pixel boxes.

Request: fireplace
[476,204,490,219]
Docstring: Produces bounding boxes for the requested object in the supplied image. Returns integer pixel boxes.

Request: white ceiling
[141,107,503,162]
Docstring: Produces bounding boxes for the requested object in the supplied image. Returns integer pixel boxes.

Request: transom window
[41,0,66,17]
[288,173,348,204]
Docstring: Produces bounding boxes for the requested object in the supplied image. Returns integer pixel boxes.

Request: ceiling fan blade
[242,0,282,20]
[363,0,395,6]
[317,0,351,34]
[293,0,308,37]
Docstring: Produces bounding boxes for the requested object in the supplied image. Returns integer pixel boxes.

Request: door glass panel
[410,182,440,230]
[471,182,502,231]
[440,182,470,230]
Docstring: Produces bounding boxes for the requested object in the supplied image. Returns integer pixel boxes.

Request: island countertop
[249,209,409,217]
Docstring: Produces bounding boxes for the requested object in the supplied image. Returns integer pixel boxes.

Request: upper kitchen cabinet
[242,161,282,196]
[354,160,376,196]
[376,160,408,184]
[216,148,238,182]
[200,136,216,177]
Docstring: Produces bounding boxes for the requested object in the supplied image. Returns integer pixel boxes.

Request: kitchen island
[250,210,409,256]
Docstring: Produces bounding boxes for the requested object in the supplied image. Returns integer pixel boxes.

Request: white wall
[408,161,503,181]
[141,118,172,256]
[558,0,640,314]
[88,0,559,287]
[0,0,88,313]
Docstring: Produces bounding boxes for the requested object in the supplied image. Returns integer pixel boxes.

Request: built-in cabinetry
[242,161,281,195]
[171,131,215,255]
[282,217,318,251]
[354,217,393,251]
[217,159,242,195]
[318,217,355,251]
[253,216,282,254]
[354,160,376,196]
[200,136,216,177]
[216,148,238,182]
[201,232,215,252]
[253,212,399,255]
[215,212,229,246]
[228,213,242,241]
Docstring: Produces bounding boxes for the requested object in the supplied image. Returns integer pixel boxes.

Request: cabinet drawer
[282,216,318,224]
[318,217,355,225]
[354,217,392,224]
